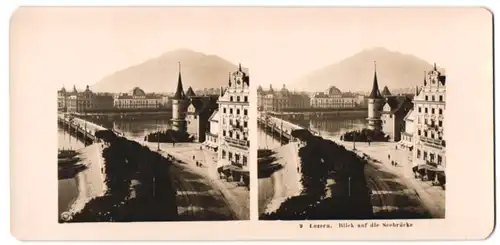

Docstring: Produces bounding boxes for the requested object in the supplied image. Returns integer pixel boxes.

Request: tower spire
[238,63,242,71]
[424,70,427,86]
[172,62,186,100]
[228,72,232,86]
[433,62,437,71]
[368,61,382,99]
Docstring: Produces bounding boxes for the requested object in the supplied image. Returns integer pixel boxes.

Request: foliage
[261,135,373,220]
[65,137,178,223]
[145,129,194,143]
[342,128,389,142]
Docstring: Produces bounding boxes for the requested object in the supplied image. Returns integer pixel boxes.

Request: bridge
[257,113,319,144]
[58,113,124,145]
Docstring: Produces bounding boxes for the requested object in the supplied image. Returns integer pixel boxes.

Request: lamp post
[348,176,351,197]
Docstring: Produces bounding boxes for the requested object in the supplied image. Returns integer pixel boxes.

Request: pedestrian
[193,155,195,161]
[388,154,391,160]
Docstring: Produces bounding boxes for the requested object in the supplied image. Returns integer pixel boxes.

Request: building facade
[366,63,385,131]
[217,64,250,172]
[381,95,413,141]
[258,84,310,112]
[399,108,416,151]
[203,109,220,152]
[412,64,446,170]
[310,86,356,109]
[113,87,162,109]
[186,96,218,142]
[66,85,95,113]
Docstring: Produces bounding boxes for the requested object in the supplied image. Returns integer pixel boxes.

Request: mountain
[91,49,248,93]
[292,47,444,93]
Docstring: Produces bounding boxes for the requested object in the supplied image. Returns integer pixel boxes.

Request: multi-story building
[217,64,250,172]
[310,86,356,109]
[381,95,413,141]
[258,84,310,112]
[203,108,220,152]
[113,87,162,109]
[399,108,416,151]
[412,64,446,170]
[57,86,68,111]
[186,96,218,142]
[66,85,94,113]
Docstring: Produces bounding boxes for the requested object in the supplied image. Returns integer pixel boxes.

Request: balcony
[225,136,249,148]
[420,136,444,149]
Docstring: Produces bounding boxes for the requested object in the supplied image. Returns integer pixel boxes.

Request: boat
[58,157,80,166]
[58,149,78,159]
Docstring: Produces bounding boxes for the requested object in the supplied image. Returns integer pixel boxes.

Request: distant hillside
[91,49,248,93]
[292,47,445,93]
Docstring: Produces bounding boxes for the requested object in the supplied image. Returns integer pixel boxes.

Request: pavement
[330,137,445,218]
[141,141,250,220]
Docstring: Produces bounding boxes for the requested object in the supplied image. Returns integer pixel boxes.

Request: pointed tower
[186,86,196,98]
[171,62,187,132]
[366,61,385,132]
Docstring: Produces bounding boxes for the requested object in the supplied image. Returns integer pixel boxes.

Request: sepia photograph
[257,19,451,220]
[10,6,494,241]
[52,8,250,222]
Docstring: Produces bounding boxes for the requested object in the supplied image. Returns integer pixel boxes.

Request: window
[417,149,421,159]
[418,130,421,136]
[430,153,435,162]
[230,108,233,114]
[243,156,247,165]
[244,109,248,116]
[439,120,443,127]
[439,109,443,115]
[432,96,435,101]
[228,152,233,160]
[237,96,240,102]
[438,155,442,164]
[222,150,226,159]
[390,115,392,118]
[425,108,428,113]
[425,96,428,101]
[223,107,226,113]
[424,119,428,125]
[244,96,248,102]
[432,108,435,114]
[237,109,240,114]
[236,133,240,140]
[230,96,233,102]
[431,133,434,139]
[439,95,443,102]
[235,154,240,163]
[423,151,428,160]
[223,130,226,136]
[229,131,233,138]
[244,121,248,127]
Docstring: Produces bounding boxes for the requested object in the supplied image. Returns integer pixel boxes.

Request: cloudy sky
[10,7,492,90]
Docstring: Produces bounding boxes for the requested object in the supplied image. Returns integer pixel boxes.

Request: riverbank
[258,143,302,216]
[58,143,107,218]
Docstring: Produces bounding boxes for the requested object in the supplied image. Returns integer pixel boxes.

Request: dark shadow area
[62,135,178,223]
[58,163,88,180]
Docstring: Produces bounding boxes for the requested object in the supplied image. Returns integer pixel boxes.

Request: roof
[381,86,392,97]
[403,108,416,122]
[327,86,342,96]
[188,96,218,115]
[368,64,383,99]
[209,109,220,122]
[172,63,186,100]
[383,96,413,115]
[186,86,196,97]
